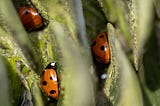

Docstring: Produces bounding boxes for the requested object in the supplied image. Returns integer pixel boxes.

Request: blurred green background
[0,0,160,106]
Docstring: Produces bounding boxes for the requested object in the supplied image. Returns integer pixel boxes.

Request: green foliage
[0,0,160,106]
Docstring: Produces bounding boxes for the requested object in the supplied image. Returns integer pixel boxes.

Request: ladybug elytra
[91,32,110,64]
[40,62,59,99]
[18,7,43,30]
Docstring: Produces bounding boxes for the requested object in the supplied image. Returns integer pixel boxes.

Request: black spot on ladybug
[50,90,56,94]
[99,35,104,38]
[100,45,106,51]
[24,10,29,15]
[42,81,47,86]
[92,41,96,46]
[50,76,53,80]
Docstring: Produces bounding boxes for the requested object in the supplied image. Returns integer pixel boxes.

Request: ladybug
[18,7,43,30]
[91,32,110,64]
[40,62,59,99]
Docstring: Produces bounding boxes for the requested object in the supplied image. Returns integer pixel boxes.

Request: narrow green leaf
[0,58,11,106]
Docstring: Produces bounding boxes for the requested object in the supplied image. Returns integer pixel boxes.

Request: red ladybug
[40,62,59,99]
[18,7,42,30]
[91,32,110,64]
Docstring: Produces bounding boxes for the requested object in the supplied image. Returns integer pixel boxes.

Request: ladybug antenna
[45,62,57,70]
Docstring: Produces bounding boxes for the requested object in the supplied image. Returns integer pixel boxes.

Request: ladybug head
[45,62,57,70]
